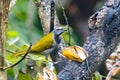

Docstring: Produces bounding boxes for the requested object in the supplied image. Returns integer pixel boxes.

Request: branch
[58,0,120,79]
[34,0,51,34]
[50,0,55,32]
[33,0,67,72]
[5,43,32,69]
[0,0,10,80]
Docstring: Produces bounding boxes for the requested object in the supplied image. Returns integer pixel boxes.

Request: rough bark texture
[58,0,120,79]
[34,0,120,79]
[34,0,67,73]
[0,0,10,80]
[34,0,62,34]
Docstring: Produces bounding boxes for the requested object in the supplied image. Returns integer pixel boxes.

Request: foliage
[6,0,119,80]
[7,0,75,80]
[7,0,47,80]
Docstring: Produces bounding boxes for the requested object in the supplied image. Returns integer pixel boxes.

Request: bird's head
[53,27,66,36]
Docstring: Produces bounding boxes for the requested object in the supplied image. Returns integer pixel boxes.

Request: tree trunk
[58,0,120,79]
[34,0,120,79]
[33,0,67,73]
[0,0,9,80]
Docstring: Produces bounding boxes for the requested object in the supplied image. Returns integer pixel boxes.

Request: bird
[62,45,88,62]
[12,27,66,57]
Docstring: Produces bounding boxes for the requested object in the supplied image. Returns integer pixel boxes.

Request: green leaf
[7,68,15,80]
[93,71,102,80]
[7,31,19,39]
[18,72,32,80]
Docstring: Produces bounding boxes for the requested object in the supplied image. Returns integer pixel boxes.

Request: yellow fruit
[62,45,88,62]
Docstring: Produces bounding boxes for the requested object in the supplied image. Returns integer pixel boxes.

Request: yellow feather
[12,32,54,57]
[31,32,54,52]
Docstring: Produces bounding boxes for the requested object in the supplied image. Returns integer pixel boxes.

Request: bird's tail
[11,50,27,57]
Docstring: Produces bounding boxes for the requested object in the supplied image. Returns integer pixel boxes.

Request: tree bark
[0,0,9,80]
[58,0,120,79]
[34,0,62,33]
[33,0,67,73]
[33,0,120,79]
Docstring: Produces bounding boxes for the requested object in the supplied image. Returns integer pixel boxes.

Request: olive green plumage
[12,27,65,57]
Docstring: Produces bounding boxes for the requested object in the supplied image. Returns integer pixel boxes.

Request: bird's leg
[45,54,49,60]
[56,45,66,58]
[45,55,51,61]
[52,46,67,64]
[52,51,66,65]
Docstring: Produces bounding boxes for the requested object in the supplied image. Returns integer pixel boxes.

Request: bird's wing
[31,32,54,52]
[11,32,54,57]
